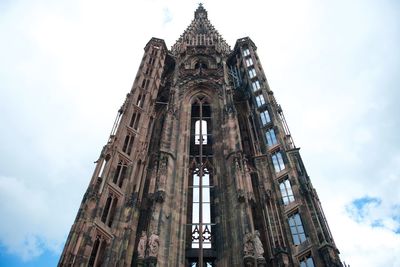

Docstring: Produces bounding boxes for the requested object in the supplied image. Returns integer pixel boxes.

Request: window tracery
[187,95,215,266]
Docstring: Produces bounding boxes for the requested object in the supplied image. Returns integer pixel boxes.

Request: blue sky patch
[347,196,400,235]
[346,196,382,222]
[0,247,59,267]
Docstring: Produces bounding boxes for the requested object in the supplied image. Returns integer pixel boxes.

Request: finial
[195,3,207,19]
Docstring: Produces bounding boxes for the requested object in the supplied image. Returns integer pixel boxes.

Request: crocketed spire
[171,4,230,55]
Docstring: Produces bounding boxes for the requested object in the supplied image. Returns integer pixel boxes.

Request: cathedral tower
[59,4,342,267]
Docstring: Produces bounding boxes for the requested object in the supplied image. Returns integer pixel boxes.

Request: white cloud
[0,176,56,260]
[333,203,400,267]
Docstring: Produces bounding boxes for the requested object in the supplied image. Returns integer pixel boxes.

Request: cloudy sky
[0,0,399,266]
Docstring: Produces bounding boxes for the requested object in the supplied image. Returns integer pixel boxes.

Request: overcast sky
[0,0,399,266]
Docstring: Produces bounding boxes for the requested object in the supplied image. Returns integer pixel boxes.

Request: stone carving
[253,230,264,259]
[237,189,246,202]
[263,189,272,202]
[157,156,168,191]
[155,190,166,203]
[244,231,265,259]
[137,231,147,259]
[125,192,138,208]
[244,232,255,256]
[148,232,160,257]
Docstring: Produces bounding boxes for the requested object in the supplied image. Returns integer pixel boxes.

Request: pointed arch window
[129,112,141,130]
[101,193,118,227]
[191,168,212,249]
[88,235,107,267]
[122,134,135,155]
[187,96,215,266]
[112,161,128,188]
[136,93,146,108]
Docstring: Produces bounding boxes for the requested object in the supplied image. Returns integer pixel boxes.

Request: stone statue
[158,173,166,191]
[148,232,160,257]
[243,232,255,256]
[158,156,168,191]
[137,231,147,259]
[253,230,264,259]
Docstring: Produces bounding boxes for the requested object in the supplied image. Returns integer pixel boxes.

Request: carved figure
[243,232,254,256]
[148,233,160,257]
[137,231,147,259]
[158,174,166,191]
[158,157,168,191]
[253,230,264,259]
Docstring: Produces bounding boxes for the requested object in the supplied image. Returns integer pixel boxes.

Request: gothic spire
[194,3,207,19]
[171,4,230,55]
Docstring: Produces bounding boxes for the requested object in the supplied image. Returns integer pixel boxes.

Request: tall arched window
[187,96,215,266]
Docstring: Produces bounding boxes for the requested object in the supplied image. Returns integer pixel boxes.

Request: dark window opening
[136,93,146,108]
[122,135,135,155]
[130,113,141,130]
[112,161,127,188]
[88,235,106,267]
[101,194,118,228]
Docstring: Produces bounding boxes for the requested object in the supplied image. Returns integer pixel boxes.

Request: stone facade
[59,4,342,267]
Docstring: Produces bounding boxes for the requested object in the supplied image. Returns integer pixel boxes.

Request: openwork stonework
[59,4,343,267]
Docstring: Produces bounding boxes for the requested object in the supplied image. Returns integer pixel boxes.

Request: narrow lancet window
[137,94,146,108]
[88,235,106,267]
[130,112,141,130]
[191,169,212,248]
[122,135,135,155]
[129,113,137,128]
[187,96,215,266]
[101,193,118,227]
[113,161,127,187]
